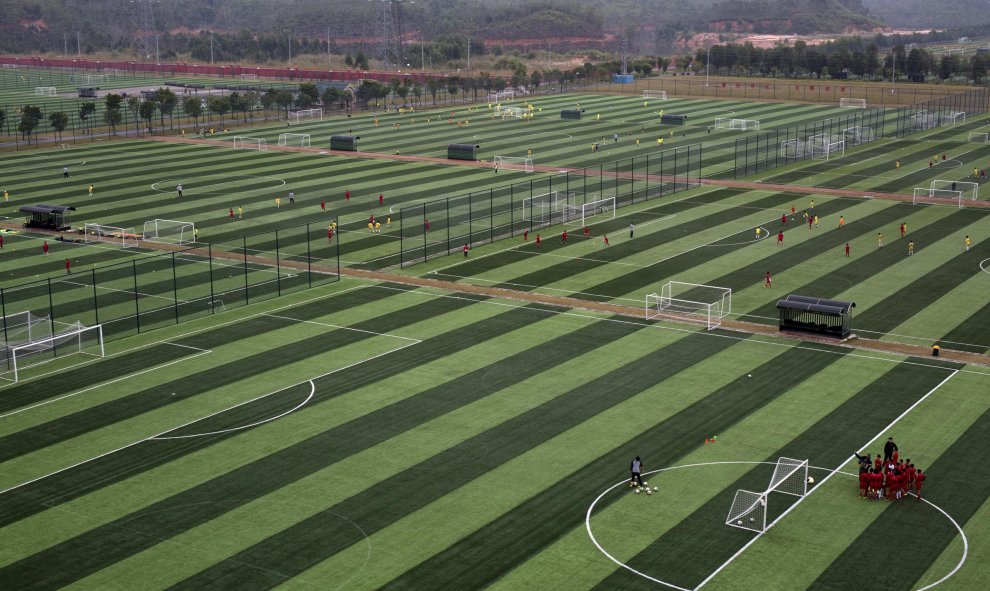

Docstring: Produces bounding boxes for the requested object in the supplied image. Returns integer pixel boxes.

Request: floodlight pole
[706,45,712,87]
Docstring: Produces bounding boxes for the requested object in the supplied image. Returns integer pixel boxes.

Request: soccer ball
[749,517,755,522]
[653,486,658,491]
[747,374,752,378]
[635,489,640,494]
[737,520,743,525]
[808,476,815,484]
[642,481,648,486]
[646,490,652,496]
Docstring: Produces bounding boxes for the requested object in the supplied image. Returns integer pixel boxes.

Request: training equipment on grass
[645,281,732,331]
[842,126,875,145]
[34,86,56,96]
[233,136,268,151]
[562,196,615,226]
[808,134,845,160]
[497,106,525,119]
[83,223,138,248]
[0,318,105,384]
[142,219,196,245]
[447,143,479,161]
[288,108,323,125]
[943,111,966,126]
[277,132,311,148]
[240,73,258,80]
[642,89,668,100]
[967,131,989,143]
[714,118,760,131]
[725,457,808,533]
[330,134,359,151]
[839,97,867,108]
[492,156,534,173]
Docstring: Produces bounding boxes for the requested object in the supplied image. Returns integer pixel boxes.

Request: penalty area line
[693,368,960,591]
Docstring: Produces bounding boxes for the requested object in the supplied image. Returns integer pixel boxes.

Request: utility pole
[155,35,159,63]
[64,33,68,56]
[76,32,81,56]
[289,34,292,66]
[706,44,713,87]
[328,27,331,68]
[210,33,214,64]
[467,37,471,72]
[421,44,425,71]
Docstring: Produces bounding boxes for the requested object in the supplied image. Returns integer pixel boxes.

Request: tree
[234,91,256,120]
[295,92,315,110]
[321,86,340,111]
[48,111,69,140]
[865,44,881,78]
[396,80,410,104]
[183,96,203,126]
[298,82,319,104]
[905,48,926,78]
[972,53,990,83]
[78,102,96,133]
[104,93,123,134]
[126,96,141,132]
[155,87,178,129]
[0,108,5,135]
[427,79,440,105]
[139,100,157,133]
[207,95,231,125]
[344,53,354,67]
[18,105,44,143]
[939,54,961,80]
[261,88,279,113]
[275,90,293,116]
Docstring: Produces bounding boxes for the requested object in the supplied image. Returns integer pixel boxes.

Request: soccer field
[0,90,988,590]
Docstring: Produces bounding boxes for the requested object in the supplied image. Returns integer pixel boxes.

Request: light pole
[706,44,712,87]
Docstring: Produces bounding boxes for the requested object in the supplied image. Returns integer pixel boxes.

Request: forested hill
[1,0,882,55]
[862,0,990,29]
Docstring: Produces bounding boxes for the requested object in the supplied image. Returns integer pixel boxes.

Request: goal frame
[142,219,196,245]
[489,90,515,102]
[34,86,56,96]
[233,136,268,151]
[520,191,560,227]
[725,489,767,533]
[943,111,966,126]
[240,73,259,80]
[288,108,323,125]
[499,106,525,119]
[84,223,138,248]
[779,139,808,159]
[645,281,732,331]
[725,457,808,534]
[277,132,311,147]
[914,187,963,208]
[562,196,616,226]
[967,131,989,143]
[0,322,105,384]
[842,126,875,145]
[839,97,867,108]
[642,89,668,100]
[714,118,760,131]
[493,155,534,173]
[811,139,845,160]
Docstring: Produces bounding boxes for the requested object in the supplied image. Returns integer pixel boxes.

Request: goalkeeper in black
[629,456,644,487]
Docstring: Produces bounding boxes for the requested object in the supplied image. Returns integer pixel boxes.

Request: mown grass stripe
[0,304,602,588]
[593,360,953,590]
[939,299,990,354]
[379,341,847,590]
[808,406,990,591]
[166,326,730,590]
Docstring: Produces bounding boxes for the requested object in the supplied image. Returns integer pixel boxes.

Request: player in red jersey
[379,193,384,206]
[777,231,784,246]
[321,199,326,212]
[583,226,590,239]
[764,271,772,288]
[915,469,926,500]
[345,190,350,201]
[870,469,883,500]
[858,467,869,498]
[781,213,788,226]
[906,462,916,491]
[900,222,906,238]
[535,234,542,248]
[874,454,882,471]
[561,230,568,243]
[424,219,430,233]
[523,229,529,241]
[603,234,609,246]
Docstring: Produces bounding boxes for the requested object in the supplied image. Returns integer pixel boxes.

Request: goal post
[493,155,534,173]
[943,111,966,126]
[839,97,867,108]
[642,89,668,100]
[809,134,845,160]
[780,139,808,159]
[142,219,196,245]
[520,191,560,227]
[34,86,56,96]
[725,490,767,532]
[233,136,267,151]
[768,457,809,497]
[0,321,105,384]
[931,179,978,201]
[842,126,875,145]
[562,196,616,226]
[645,281,732,330]
[499,106,524,119]
[240,73,259,80]
[714,118,760,131]
[967,131,989,143]
[277,132,311,147]
[914,187,963,207]
[288,108,323,124]
[83,223,138,247]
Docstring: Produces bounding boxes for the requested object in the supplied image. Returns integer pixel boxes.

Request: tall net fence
[731,87,988,178]
[0,222,338,343]
[398,144,702,266]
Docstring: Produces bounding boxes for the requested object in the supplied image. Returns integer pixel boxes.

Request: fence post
[132,261,141,332]
[306,223,313,288]
[208,244,216,314]
[489,188,494,244]
[275,228,282,296]
[243,237,249,305]
[171,252,180,324]
[91,268,99,326]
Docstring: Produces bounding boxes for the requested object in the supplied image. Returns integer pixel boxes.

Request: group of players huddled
[854,437,926,502]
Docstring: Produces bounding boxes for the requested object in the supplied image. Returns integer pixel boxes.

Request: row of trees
[695,41,990,82]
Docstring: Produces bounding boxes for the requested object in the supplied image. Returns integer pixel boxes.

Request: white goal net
[0,321,105,384]
[911,110,938,131]
[839,97,866,108]
[643,90,668,100]
[943,112,966,126]
[780,139,808,159]
[725,457,808,534]
[562,196,616,226]
[142,219,196,245]
[645,281,732,330]
[70,73,108,85]
[715,118,759,131]
[233,136,268,151]
[84,223,138,248]
[278,132,311,147]
[842,126,875,145]
[493,156,534,173]
[34,86,56,96]
[521,191,560,227]
[489,90,515,102]
[914,179,979,208]
[809,134,845,160]
[288,108,323,124]
[240,73,259,79]
[498,106,525,119]
[967,131,989,143]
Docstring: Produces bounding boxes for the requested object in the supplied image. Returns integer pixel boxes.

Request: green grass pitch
[0,91,988,590]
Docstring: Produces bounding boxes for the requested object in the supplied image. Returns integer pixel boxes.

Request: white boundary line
[0,335,420,495]
[695,368,960,590]
[585,460,967,591]
[150,174,286,195]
